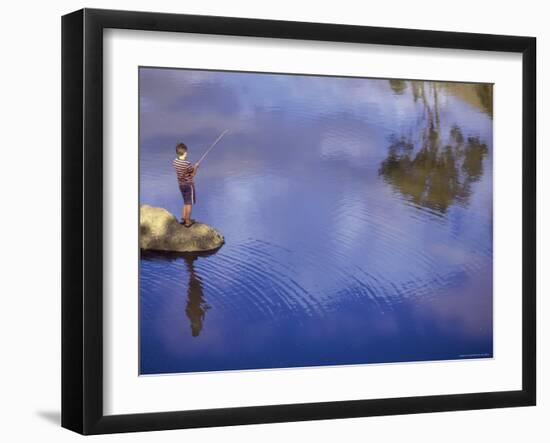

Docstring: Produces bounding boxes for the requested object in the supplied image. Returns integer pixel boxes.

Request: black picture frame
[62,8,536,435]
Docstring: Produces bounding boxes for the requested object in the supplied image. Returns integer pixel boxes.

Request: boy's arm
[192,162,200,177]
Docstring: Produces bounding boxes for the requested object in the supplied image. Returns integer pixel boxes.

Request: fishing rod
[196,129,229,166]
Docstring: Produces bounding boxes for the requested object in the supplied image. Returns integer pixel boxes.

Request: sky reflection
[139,68,493,374]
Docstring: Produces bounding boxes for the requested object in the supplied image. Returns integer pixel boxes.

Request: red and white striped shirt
[173,158,194,185]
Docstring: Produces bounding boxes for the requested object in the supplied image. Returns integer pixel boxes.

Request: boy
[173,142,200,227]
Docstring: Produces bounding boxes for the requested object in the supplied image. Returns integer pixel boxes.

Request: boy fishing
[173,131,228,227]
[174,142,199,227]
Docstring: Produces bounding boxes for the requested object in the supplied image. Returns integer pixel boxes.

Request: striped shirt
[173,158,194,185]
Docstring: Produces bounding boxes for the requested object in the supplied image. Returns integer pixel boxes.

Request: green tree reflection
[389,79,408,95]
[380,81,489,213]
[475,84,493,117]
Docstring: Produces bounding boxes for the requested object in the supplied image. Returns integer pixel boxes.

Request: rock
[140,205,224,253]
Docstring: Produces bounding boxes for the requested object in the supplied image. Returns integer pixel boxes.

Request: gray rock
[140,204,224,253]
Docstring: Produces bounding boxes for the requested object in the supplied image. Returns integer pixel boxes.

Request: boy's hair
[176,142,188,156]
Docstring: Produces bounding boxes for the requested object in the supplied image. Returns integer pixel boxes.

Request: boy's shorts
[179,183,196,205]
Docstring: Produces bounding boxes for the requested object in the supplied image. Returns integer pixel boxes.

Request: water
[139,68,493,375]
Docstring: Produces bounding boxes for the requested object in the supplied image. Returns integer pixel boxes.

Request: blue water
[139,68,493,375]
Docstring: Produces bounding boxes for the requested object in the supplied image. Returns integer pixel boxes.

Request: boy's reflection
[183,254,210,337]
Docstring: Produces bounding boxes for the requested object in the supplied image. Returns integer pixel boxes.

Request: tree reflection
[475,83,493,117]
[389,79,408,95]
[380,81,489,213]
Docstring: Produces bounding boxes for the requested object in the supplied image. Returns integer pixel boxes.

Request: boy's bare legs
[183,204,192,225]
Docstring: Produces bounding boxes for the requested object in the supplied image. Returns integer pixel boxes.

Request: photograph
[138,67,494,375]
